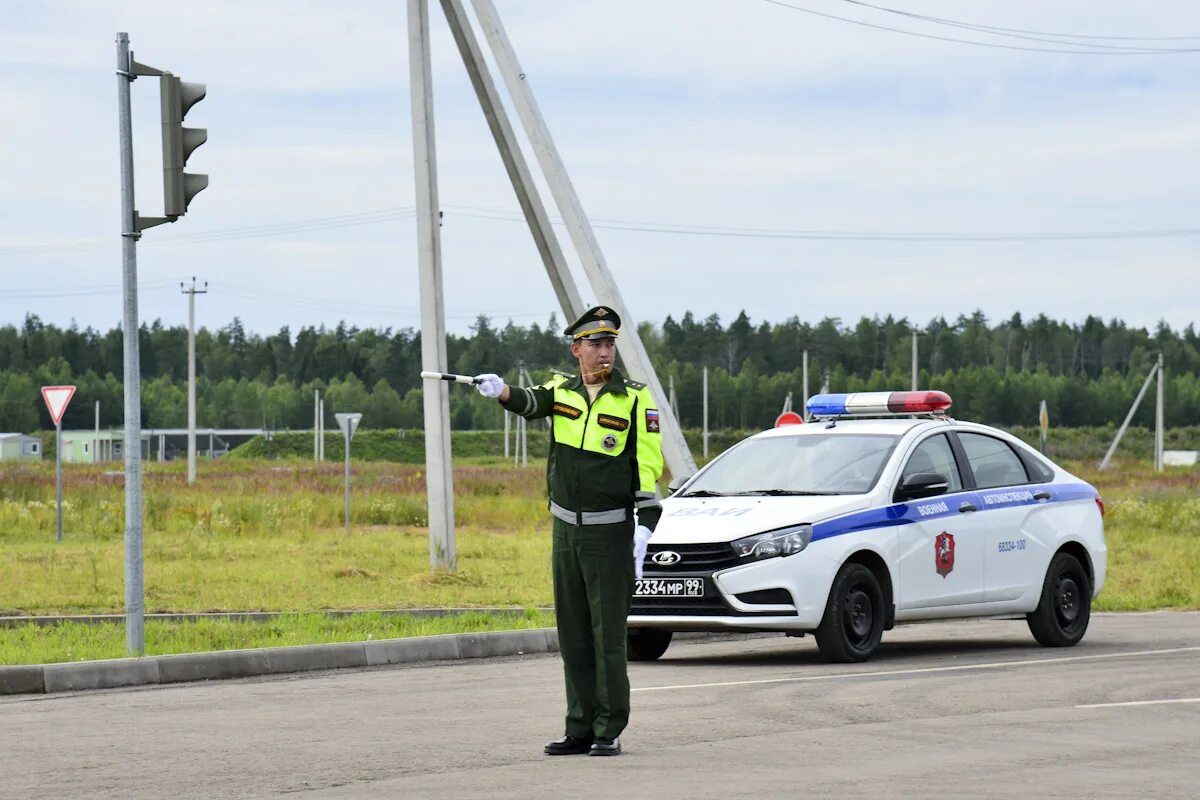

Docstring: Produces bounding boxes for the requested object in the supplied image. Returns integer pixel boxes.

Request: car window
[958,432,1030,488]
[899,434,963,493]
[682,434,900,496]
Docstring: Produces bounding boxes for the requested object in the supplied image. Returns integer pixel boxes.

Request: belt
[549,500,629,526]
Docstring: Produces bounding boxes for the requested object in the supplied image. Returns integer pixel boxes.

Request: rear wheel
[627,629,672,661]
[1027,552,1091,647]
[814,563,885,662]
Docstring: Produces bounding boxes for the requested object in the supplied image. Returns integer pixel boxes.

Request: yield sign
[335,413,363,440]
[41,385,77,426]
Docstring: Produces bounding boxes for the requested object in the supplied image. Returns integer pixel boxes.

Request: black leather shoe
[588,737,621,756]
[544,735,594,755]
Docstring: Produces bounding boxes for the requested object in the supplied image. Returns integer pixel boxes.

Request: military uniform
[500,306,664,752]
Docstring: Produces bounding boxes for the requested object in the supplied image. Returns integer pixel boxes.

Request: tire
[1027,552,1091,647]
[814,563,885,663]
[627,629,672,661]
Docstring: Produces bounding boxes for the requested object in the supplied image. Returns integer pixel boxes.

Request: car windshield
[681,433,900,496]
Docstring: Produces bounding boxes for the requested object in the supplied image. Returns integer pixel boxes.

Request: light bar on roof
[805,391,952,417]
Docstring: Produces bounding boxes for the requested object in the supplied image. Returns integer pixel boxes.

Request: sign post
[41,385,77,544]
[335,413,363,532]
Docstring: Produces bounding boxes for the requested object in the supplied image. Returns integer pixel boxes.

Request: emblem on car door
[934,531,955,578]
[651,551,681,566]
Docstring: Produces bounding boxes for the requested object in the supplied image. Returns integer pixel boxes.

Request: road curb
[0,608,556,628]
[0,627,561,696]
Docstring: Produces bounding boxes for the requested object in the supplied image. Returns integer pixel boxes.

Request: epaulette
[624,379,646,390]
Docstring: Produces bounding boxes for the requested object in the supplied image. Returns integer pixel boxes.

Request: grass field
[1,453,1198,665]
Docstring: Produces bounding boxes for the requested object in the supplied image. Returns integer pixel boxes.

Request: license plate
[634,578,704,597]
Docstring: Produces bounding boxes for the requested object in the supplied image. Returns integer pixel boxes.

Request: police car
[627,390,1106,663]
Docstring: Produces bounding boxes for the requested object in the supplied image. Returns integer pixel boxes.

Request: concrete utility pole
[181,277,207,484]
[313,389,320,461]
[669,374,679,424]
[470,0,696,479]
[802,350,809,420]
[702,366,709,460]
[1099,358,1160,471]
[911,331,919,391]
[94,401,100,464]
[1155,351,1165,471]
[319,399,326,460]
[409,0,456,571]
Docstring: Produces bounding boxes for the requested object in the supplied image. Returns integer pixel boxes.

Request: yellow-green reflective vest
[501,369,664,528]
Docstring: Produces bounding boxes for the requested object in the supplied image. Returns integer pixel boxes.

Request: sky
[2,0,1199,339]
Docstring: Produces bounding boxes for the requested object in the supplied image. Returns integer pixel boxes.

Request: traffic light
[160,74,208,217]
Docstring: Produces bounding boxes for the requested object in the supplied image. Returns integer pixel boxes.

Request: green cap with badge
[565,305,621,340]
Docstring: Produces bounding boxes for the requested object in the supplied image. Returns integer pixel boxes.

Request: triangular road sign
[335,412,363,440]
[41,385,77,426]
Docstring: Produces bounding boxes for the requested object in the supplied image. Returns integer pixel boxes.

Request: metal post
[55,420,63,544]
[344,425,352,531]
[1155,352,1165,471]
[183,277,206,484]
[116,32,144,657]
[702,366,709,460]
[471,0,696,478]
[503,388,510,459]
[94,401,100,464]
[1099,360,1159,470]
[313,389,320,461]
[409,0,456,571]
[518,360,528,467]
[802,350,809,420]
[911,331,918,390]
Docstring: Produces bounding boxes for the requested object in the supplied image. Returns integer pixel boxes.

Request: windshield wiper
[678,489,729,498]
[729,489,836,496]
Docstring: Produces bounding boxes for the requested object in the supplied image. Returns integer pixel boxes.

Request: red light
[887,391,952,414]
[1095,496,1105,517]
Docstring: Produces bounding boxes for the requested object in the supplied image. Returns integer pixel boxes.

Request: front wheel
[1027,552,1091,647]
[627,629,672,661]
[814,563,885,663]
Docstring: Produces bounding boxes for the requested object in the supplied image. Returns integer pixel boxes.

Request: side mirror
[896,472,950,501]
[667,474,694,496]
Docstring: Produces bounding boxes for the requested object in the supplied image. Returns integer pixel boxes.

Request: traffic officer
[473,305,663,757]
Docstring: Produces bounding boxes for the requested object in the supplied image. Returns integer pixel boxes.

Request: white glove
[633,525,653,580]
[474,373,504,398]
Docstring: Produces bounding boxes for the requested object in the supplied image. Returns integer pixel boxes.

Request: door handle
[1033,490,1051,501]
[958,501,978,513]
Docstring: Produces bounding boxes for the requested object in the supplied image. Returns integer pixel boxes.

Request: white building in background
[0,433,42,461]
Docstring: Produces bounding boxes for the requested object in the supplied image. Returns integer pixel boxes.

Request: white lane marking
[632,646,1200,693]
[1076,697,1200,709]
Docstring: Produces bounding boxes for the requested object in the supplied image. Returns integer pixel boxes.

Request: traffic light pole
[116,32,146,656]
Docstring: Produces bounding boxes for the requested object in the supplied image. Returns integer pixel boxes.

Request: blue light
[805,393,848,417]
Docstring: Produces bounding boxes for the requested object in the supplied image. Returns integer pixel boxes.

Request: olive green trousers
[551,517,635,740]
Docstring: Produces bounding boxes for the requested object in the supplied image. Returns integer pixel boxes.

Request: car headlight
[732,525,813,561]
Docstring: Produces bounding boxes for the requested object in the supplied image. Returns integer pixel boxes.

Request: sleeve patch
[645,408,661,433]
[552,402,583,419]
[596,414,630,431]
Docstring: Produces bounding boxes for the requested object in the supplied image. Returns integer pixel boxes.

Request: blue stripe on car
[810,482,1097,543]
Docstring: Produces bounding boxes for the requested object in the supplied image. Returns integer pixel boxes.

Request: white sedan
[628,390,1106,663]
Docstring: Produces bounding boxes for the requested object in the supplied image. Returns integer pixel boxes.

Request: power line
[840,0,1200,42]
[758,0,1200,55]
[0,207,416,258]
[443,204,1200,243]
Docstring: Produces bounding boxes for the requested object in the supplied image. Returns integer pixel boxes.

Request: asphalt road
[3,612,1198,799]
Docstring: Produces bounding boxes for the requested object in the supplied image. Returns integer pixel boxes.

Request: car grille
[642,542,741,573]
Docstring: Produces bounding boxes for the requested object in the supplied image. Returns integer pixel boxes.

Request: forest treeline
[1,310,1198,432]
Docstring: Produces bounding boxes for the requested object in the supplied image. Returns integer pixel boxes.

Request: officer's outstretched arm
[498,375,566,420]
